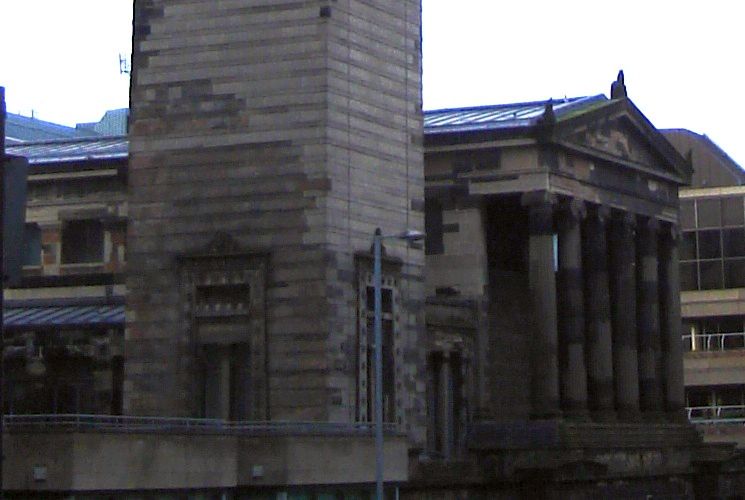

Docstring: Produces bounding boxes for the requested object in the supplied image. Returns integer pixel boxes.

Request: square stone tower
[127,0,424,439]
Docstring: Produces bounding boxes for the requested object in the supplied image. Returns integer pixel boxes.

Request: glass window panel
[680,200,696,229]
[700,260,723,290]
[718,316,745,333]
[722,196,745,227]
[725,259,745,288]
[698,230,722,259]
[697,199,721,228]
[680,262,698,291]
[681,231,697,260]
[723,228,745,257]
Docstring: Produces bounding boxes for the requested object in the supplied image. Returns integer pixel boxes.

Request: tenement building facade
[5,2,745,498]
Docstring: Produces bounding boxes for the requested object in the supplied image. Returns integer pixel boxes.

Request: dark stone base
[408,420,744,499]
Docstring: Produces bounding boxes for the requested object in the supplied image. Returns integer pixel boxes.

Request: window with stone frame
[61,219,104,264]
[357,268,400,424]
[180,235,267,421]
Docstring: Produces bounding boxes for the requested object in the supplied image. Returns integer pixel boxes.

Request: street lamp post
[1,85,6,500]
[373,227,424,500]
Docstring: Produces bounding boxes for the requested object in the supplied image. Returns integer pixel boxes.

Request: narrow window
[357,271,398,424]
[425,198,444,255]
[22,223,42,266]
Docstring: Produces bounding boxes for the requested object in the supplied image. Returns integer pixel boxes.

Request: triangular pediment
[555,98,691,183]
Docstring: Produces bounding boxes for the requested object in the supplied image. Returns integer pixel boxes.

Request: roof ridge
[6,135,127,147]
[424,94,605,115]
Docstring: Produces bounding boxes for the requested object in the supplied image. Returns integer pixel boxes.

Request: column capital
[559,198,587,221]
[586,204,611,226]
[613,210,637,229]
[638,216,661,234]
[521,190,557,208]
[660,221,682,242]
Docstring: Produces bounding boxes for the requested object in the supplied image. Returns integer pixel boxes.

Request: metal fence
[687,405,745,424]
[683,332,745,351]
[3,414,399,435]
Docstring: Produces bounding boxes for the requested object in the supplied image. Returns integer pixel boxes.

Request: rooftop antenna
[119,53,131,75]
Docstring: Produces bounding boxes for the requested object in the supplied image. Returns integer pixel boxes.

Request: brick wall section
[128,0,424,439]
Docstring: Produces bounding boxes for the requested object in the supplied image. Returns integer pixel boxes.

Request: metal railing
[687,405,745,424]
[3,414,399,435]
[683,332,745,352]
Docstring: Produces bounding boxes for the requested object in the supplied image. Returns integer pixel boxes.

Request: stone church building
[5,0,745,498]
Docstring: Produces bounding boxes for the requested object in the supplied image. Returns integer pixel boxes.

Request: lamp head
[396,229,425,242]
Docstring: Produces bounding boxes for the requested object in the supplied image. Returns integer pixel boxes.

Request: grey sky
[1,1,743,166]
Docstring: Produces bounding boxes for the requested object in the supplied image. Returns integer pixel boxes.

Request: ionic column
[609,212,641,420]
[583,205,615,421]
[522,191,561,419]
[636,217,664,417]
[557,199,589,419]
[659,223,686,422]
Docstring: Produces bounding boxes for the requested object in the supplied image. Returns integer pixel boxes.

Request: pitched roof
[5,136,128,165]
[662,129,745,187]
[5,112,99,142]
[424,95,609,134]
[76,108,129,136]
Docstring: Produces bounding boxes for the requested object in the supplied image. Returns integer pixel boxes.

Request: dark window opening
[698,230,722,259]
[485,197,528,275]
[202,343,251,420]
[425,198,444,255]
[195,284,251,315]
[366,286,393,314]
[61,219,104,264]
[722,196,745,227]
[723,228,745,258]
[700,260,724,289]
[680,262,698,291]
[22,223,42,266]
[680,231,697,261]
[697,199,721,228]
[3,328,122,415]
[725,260,745,288]
[680,200,696,229]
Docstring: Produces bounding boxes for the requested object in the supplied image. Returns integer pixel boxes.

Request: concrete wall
[4,431,407,492]
[682,289,745,318]
[685,350,745,387]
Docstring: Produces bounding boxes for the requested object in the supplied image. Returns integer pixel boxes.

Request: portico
[423,75,694,455]
[524,192,684,423]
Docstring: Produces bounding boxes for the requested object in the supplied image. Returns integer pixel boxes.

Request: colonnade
[523,191,685,422]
